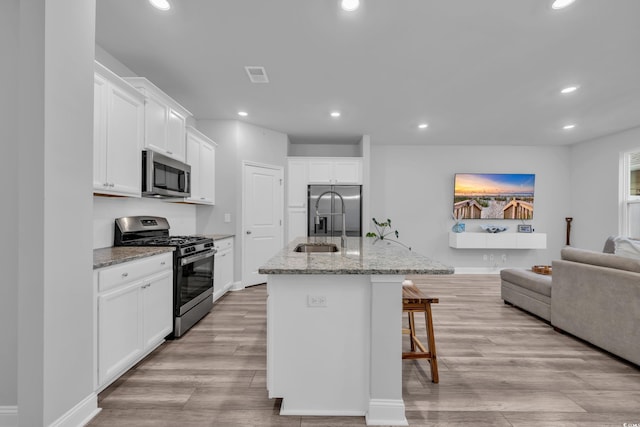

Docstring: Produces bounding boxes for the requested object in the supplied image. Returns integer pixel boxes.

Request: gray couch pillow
[602,236,616,253]
[561,246,640,274]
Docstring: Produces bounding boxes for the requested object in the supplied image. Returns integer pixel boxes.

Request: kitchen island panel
[268,274,370,416]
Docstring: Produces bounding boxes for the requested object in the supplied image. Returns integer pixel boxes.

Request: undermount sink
[294,243,339,253]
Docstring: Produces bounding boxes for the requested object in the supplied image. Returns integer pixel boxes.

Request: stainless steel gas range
[114,216,215,337]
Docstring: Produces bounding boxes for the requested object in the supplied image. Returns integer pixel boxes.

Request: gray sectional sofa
[501,240,640,367]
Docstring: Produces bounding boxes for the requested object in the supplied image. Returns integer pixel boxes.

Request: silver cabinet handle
[160,261,166,265]
[246,230,252,235]
[167,151,173,155]
[109,183,115,187]
[121,272,128,277]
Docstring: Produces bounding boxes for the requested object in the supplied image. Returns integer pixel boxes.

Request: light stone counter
[93,246,175,269]
[259,236,454,275]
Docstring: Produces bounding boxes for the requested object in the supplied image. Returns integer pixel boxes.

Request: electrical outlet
[224,213,231,223]
[501,254,507,263]
[307,295,327,307]
[483,254,488,261]
[489,254,495,262]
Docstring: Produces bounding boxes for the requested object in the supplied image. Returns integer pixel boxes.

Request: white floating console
[449,232,547,249]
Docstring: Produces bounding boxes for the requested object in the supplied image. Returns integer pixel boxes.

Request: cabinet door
[287,208,307,243]
[98,282,142,387]
[93,74,108,190]
[333,159,362,184]
[221,247,234,291]
[142,270,173,350]
[213,239,233,301]
[307,160,333,184]
[106,84,143,196]
[200,141,215,204]
[166,109,186,162]
[186,134,201,201]
[287,160,308,207]
[144,92,169,154]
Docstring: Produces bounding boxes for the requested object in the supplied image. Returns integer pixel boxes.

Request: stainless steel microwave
[142,150,191,198]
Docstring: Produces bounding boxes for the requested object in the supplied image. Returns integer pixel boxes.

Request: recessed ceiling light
[341,0,360,12]
[563,124,576,130]
[149,0,171,11]
[330,111,341,118]
[418,123,429,129]
[561,85,579,94]
[551,0,576,10]
[238,111,248,117]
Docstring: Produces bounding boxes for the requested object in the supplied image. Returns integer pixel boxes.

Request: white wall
[95,44,136,78]
[93,197,197,249]
[569,126,640,251]
[370,145,572,271]
[18,1,97,425]
[0,0,19,415]
[288,143,361,157]
[195,120,288,282]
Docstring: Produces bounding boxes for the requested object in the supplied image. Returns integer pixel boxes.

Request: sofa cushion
[500,268,552,297]
[561,246,640,274]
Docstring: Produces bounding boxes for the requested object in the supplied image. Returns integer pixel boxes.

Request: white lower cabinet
[95,252,173,390]
[213,237,234,301]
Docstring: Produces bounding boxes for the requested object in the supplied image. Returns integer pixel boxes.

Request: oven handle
[180,248,217,266]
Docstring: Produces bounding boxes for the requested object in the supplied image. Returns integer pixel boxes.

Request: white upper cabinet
[185,127,216,205]
[93,61,145,197]
[287,159,308,208]
[307,158,362,184]
[124,77,192,163]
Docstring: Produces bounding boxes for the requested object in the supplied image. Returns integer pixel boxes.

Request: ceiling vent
[245,66,269,83]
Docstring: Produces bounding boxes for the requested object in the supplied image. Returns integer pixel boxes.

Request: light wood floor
[87,275,640,426]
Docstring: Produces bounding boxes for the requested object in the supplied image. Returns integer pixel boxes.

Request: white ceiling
[95,0,640,146]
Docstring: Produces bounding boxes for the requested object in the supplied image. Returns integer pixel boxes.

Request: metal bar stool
[402,281,439,383]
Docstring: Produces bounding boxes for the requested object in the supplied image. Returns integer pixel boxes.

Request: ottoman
[500,268,552,321]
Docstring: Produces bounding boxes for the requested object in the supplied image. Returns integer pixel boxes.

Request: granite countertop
[259,237,454,275]
[93,246,175,269]
[207,234,234,241]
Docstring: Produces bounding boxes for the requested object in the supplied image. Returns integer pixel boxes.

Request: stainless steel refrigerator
[308,185,362,237]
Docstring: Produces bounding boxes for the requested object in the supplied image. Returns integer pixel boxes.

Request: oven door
[175,249,215,316]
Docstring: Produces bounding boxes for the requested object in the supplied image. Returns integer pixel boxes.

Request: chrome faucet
[315,190,347,248]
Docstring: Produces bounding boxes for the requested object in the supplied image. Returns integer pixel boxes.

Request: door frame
[241,160,284,287]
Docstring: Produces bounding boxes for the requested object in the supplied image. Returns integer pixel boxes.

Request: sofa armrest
[561,247,640,274]
[551,258,640,366]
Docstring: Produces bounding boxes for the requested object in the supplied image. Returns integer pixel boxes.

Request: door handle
[246,230,252,235]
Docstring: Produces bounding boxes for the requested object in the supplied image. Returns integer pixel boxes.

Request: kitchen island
[259,237,453,426]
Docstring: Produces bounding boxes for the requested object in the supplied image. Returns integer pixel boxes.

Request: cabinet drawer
[214,238,233,251]
[98,253,172,293]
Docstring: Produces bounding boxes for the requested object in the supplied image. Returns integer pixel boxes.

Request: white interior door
[243,163,284,286]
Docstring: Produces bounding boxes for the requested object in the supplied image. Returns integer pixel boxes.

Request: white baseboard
[452,267,503,274]
[0,406,17,427]
[279,408,364,416]
[366,399,408,426]
[230,281,245,291]
[49,393,100,427]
